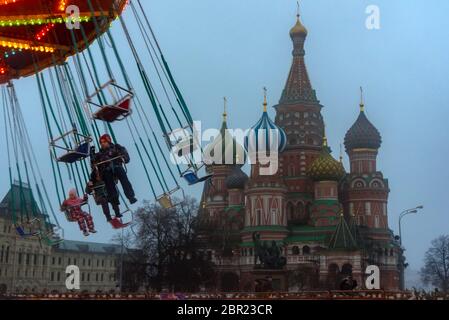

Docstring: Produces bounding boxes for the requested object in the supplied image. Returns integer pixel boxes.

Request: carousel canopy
[0,0,127,84]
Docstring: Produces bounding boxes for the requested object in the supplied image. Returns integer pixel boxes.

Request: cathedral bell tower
[342,90,389,229]
[242,91,288,243]
[274,9,325,221]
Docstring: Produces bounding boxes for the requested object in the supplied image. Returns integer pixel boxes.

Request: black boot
[113,204,122,218]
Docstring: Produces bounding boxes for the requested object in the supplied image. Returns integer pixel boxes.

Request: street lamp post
[398,205,423,290]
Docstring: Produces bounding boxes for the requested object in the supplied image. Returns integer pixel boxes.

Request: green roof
[289,225,335,233]
[328,215,358,250]
[284,234,328,243]
[0,183,44,220]
[240,240,285,248]
[224,205,244,212]
[313,199,340,206]
[241,225,289,233]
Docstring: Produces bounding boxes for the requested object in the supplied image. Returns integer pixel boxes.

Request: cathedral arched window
[292,246,300,255]
[296,202,305,220]
[288,164,295,176]
[352,179,366,189]
[302,246,311,255]
[341,264,353,276]
[256,209,262,225]
[287,202,294,221]
[370,179,384,189]
[271,209,277,225]
[306,203,312,218]
[374,215,380,228]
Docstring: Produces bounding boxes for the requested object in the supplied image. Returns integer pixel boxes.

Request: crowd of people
[1,289,448,300]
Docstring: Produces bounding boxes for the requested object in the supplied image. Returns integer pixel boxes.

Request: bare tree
[114,196,215,292]
[420,235,449,292]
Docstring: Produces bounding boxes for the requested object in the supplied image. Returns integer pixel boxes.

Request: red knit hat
[99,134,112,144]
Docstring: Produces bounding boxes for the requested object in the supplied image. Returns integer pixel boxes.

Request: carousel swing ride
[0,0,209,243]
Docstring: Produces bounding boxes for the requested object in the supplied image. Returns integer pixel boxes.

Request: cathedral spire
[279,7,318,104]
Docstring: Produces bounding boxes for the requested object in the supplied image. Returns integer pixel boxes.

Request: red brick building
[198,12,401,292]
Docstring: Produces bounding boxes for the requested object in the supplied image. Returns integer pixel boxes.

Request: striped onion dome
[344,104,381,152]
[203,107,246,166]
[245,93,287,154]
[307,137,346,181]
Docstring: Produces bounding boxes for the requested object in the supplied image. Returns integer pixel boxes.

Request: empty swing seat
[15,225,39,238]
[40,234,64,246]
[57,142,90,164]
[183,170,213,185]
[157,194,174,209]
[93,96,132,122]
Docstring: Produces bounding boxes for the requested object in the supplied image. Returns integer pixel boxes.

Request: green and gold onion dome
[308,137,346,181]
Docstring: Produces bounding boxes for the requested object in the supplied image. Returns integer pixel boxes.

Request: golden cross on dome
[223,96,227,120]
[297,1,301,18]
[360,86,365,112]
[263,87,268,112]
[322,123,328,147]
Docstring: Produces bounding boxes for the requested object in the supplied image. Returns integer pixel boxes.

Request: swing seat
[109,217,131,229]
[41,234,64,246]
[92,96,132,123]
[182,170,213,185]
[173,137,198,158]
[157,194,174,209]
[57,142,90,164]
[156,187,185,209]
[91,183,108,205]
[15,225,39,238]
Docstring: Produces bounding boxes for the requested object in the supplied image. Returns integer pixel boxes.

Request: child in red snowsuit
[61,189,97,236]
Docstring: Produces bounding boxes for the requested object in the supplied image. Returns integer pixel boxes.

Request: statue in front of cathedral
[252,232,287,269]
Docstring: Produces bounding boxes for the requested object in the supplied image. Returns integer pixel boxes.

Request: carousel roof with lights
[0,0,127,84]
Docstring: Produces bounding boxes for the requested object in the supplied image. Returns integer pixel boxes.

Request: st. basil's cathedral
[198,11,402,292]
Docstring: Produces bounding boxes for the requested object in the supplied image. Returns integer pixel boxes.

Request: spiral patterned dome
[245,94,287,154]
[308,139,346,181]
[225,166,248,189]
[344,104,382,152]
